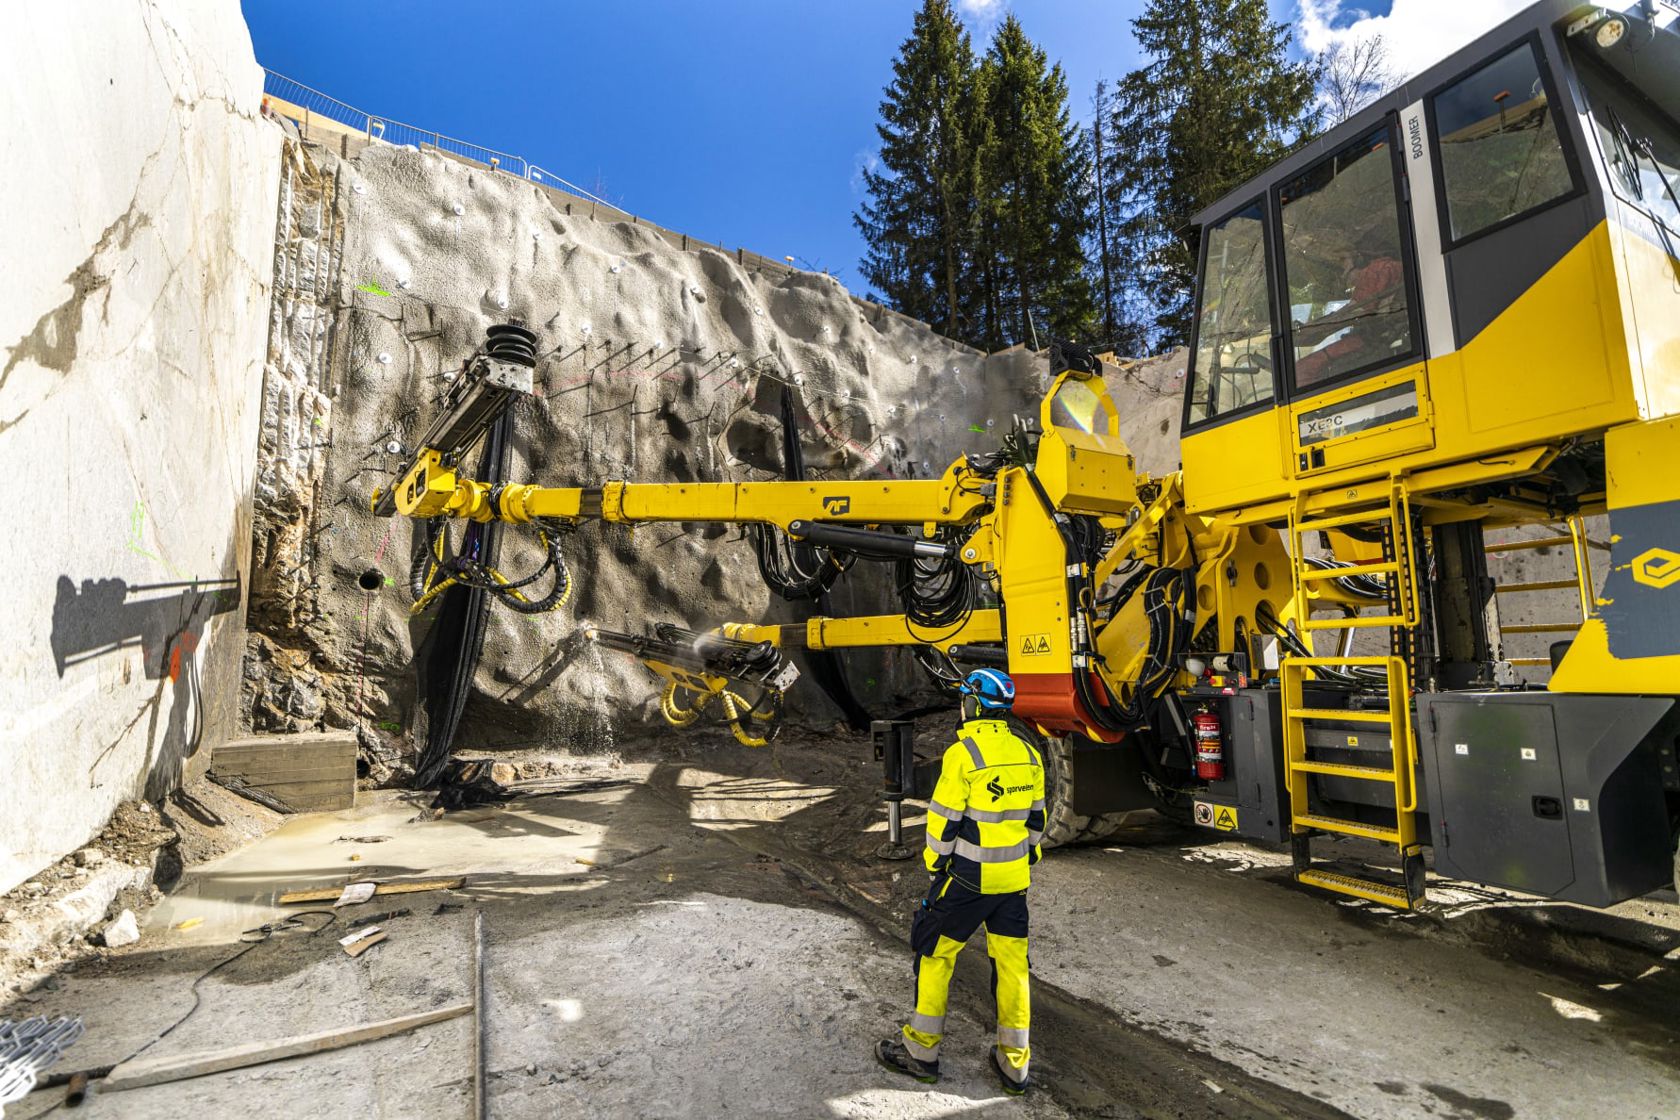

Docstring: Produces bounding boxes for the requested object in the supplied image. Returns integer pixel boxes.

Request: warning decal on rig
[1018,634,1053,656]
[1193,801,1239,832]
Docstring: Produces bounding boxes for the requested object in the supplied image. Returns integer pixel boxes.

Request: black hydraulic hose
[411,519,441,599]
[788,520,953,560]
[948,644,1009,667]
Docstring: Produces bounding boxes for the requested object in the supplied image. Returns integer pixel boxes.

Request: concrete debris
[99,911,139,949]
[338,926,386,957]
[334,883,378,908]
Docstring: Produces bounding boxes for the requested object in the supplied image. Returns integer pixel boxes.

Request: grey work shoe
[876,1036,940,1084]
[990,1045,1029,1096]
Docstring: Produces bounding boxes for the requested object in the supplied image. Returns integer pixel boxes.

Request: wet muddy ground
[7,725,1679,1118]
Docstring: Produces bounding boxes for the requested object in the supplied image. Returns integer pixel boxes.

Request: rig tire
[1041,735,1138,848]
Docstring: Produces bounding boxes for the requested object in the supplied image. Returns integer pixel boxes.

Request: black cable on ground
[31,910,338,1109]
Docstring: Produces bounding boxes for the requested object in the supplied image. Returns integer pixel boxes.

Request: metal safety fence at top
[260,69,611,209]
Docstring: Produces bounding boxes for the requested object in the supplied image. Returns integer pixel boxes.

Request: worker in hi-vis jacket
[876,668,1045,1095]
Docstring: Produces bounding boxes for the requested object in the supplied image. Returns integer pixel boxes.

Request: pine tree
[854,0,976,339]
[1102,0,1319,349]
[969,16,1095,352]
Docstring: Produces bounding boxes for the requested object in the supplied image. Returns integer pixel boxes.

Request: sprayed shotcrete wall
[0,2,282,892]
[241,139,1161,774]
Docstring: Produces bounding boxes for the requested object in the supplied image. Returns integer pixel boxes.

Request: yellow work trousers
[901,875,1030,1085]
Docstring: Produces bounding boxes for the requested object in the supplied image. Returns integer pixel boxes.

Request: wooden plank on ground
[101,1003,471,1092]
[278,878,467,905]
[213,729,356,812]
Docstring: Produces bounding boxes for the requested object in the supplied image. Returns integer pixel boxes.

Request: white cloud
[850,149,880,195]
[956,0,1008,29]
[1298,0,1533,82]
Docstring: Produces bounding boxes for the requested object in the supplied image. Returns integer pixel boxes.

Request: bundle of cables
[409,516,574,615]
[1254,602,1388,688]
[910,644,967,692]
[896,529,979,634]
[1095,567,1194,728]
[1301,554,1388,600]
[964,416,1037,479]
[746,522,853,602]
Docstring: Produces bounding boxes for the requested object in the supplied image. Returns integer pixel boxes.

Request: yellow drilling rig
[375,0,1680,910]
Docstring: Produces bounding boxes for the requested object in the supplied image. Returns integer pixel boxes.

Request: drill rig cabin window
[1432,40,1578,243]
[1188,201,1274,426]
[1278,126,1417,391]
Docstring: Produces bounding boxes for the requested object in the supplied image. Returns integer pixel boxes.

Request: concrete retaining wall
[0,1,282,893]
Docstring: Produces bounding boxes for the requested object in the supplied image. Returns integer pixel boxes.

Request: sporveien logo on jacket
[986,775,1005,800]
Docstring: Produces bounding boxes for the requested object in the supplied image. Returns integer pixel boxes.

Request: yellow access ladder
[1280,480,1427,909]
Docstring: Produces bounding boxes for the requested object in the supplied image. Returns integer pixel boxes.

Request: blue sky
[244,0,1523,298]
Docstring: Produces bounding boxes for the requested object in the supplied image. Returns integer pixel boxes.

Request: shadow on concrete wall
[49,574,241,797]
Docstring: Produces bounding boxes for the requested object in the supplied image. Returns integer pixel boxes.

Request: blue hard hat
[961,668,1016,709]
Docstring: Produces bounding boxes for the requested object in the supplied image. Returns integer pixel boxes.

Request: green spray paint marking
[357,280,393,297]
[127,502,190,580]
[968,425,986,434]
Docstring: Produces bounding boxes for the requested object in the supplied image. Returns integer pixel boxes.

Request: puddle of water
[149,788,627,943]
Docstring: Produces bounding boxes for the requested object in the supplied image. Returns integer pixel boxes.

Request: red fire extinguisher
[1192,706,1225,780]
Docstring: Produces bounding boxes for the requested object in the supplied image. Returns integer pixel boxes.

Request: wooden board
[213,730,357,812]
[101,1003,471,1092]
[341,929,387,957]
[278,877,467,905]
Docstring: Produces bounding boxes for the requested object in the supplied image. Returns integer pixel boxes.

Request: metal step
[1290,759,1396,781]
[1285,707,1394,724]
[1296,868,1414,909]
[1293,813,1401,843]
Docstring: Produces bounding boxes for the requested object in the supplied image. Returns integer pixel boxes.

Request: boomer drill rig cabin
[375,0,1680,910]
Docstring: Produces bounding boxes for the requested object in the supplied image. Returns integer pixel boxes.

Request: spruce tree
[1102,0,1318,348]
[970,16,1095,352]
[854,0,976,339]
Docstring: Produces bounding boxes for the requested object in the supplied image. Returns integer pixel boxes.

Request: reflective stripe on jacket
[923,718,1047,893]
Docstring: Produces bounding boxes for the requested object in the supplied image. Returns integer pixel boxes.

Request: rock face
[242,140,1074,771]
[0,1,281,893]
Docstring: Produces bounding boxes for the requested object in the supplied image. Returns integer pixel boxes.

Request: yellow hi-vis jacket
[923,717,1047,894]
